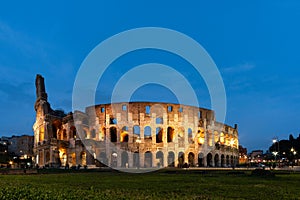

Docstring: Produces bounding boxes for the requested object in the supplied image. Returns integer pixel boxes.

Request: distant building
[249,150,264,163]
[7,135,34,157]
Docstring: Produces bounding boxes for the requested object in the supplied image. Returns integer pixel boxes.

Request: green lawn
[0,170,299,199]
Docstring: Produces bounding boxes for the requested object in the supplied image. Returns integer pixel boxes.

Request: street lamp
[136,136,141,169]
[272,138,280,166]
[291,148,297,167]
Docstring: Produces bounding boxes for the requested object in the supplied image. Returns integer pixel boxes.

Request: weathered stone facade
[33,74,239,168]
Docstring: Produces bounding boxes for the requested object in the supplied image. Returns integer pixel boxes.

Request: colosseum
[33,74,239,169]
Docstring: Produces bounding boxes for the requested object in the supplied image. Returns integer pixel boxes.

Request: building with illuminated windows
[33,74,239,168]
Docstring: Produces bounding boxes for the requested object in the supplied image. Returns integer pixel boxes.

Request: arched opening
[188,152,195,167]
[144,151,152,168]
[110,127,117,142]
[208,131,213,146]
[110,117,117,124]
[167,127,174,143]
[156,127,163,143]
[70,126,76,138]
[39,126,45,142]
[120,126,129,142]
[52,119,61,138]
[220,132,225,144]
[178,127,185,147]
[144,126,152,141]
[221,154,225,167]
[207,153,213,167]
[111,152,117,167]
[226,155,230,166]
[230,155,234,166]
[45,151,50,163]
[178,152,184,168]
[156,117,163,124]
[214,154,220,167]
[133,125,140,136]
[214,131,219,143]
[101,127,106,141]
[133,152,140,168]
[198,153,204,167]
[80,151,86,166]
[188,128,193,144]
[156,151,164,167]
[167,152,175,167]
[121,151,128,168]
[197,129,205,145]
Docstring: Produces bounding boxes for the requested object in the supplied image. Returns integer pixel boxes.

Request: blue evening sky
[0,1,300,152]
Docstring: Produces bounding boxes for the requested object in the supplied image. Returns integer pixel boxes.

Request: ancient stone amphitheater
[34,75,239,169]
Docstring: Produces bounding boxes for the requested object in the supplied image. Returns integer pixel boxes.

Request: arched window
[110,127,117,142]
[188,128,193,144]
[156,127,163,143]
[133,125,140,136]
[167,127,174,143]
[156,117,163,124]
[144,126,151,137]
[121,126,129,142]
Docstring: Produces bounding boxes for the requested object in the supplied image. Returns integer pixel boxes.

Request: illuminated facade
[33,74,239,168]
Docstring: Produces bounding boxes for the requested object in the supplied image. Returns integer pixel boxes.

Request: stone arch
[214,131,219,143]
[156,127,163,143]
[167,126,175,143]
[133,151,140,168]
[198,153,204,167]
[144,151,152,168]
[156,117,163,124]
[144,126,151,137]
[207,131,213,146]
[207,153,213,167]
[226,155,230,166]
[167,151,175,167]
[220,132,225,144]
[214,154,220,167]
[133,125,140,136]
[188,128,193,144]
[156,151,164,167]
[80,151,86,166]
[197,128,205,145]
[45,151,50,163]
[121,151,128,167]
[101,127,106,141]
[39,126,45,142]
[178,127,185,147]
[111,152,118,167]
[178,152,184,168]
[110,127,117,142]
[188,152,195,167]
[70,126,76,138]
[121,126,129,142]
[221,154,225,167]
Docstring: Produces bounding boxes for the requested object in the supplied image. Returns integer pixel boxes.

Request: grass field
[0,169,299,199]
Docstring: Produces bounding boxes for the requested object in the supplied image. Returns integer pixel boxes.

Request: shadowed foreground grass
[0,170,299,199]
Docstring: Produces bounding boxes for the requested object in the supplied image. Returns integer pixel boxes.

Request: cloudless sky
[0,1,300,152]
